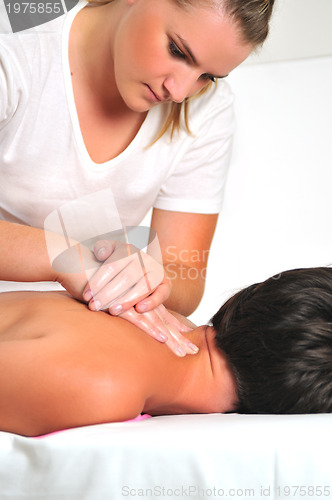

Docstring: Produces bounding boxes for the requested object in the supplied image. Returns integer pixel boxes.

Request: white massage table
[1,413,332,500]
[1,1,332,498]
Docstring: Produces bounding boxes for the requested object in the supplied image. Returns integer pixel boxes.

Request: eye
[200,73,216,83]
[169,40,187,60]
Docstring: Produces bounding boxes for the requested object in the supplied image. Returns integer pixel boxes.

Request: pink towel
[34,414,152,439]
[126,414,151,423]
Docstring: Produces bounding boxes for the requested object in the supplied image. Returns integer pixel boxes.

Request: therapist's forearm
[163,262,205,316]
[0,221,57,282]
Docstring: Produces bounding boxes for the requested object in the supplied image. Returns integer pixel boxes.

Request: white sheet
[2,414,332,500]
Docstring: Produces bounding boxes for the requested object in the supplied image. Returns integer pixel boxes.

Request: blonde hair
[86,0,275,140]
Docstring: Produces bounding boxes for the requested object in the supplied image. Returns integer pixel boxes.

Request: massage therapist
[0,0,274,353]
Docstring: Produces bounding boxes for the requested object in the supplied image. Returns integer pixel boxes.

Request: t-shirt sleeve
[0,43,20,129]
[153,81,235,214]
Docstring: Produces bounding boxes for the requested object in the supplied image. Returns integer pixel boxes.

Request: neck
[69,1,128,114]
[143,326,237,416]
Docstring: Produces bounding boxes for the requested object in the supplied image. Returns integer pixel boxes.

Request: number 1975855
[5,3,62,14]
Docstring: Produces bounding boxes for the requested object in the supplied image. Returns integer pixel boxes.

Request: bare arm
[0,220,95,298]
[144,209,218,316]
[0,220,57,282]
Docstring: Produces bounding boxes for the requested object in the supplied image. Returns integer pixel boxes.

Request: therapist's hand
[83,239,171,315]
[82,239,199,356]
[119,304,199,357]
[53,240,198,355]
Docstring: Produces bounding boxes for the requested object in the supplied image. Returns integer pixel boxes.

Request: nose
[163,68,202,103]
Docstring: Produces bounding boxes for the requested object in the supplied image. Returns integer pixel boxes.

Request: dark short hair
[212,267,332,414]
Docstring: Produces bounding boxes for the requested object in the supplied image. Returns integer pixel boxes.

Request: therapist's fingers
[144,305,198,356]
[93,239,117,261]
[84,241,165,309]
[83,253,132,303]
[149,306,199,356]
[106,277,171,315]
[83,239,130,300]
[134,278,172,313]
[87,258,158,312]
[153,304,193,333]
[119,307,169,344]
[163,324,199,356]
[119,307,198,357]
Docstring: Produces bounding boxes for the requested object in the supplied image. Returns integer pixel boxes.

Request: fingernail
[110,304,123,315]
[139,302,148,312]
[176,346,186,357]
[188,343,199,353]
[84,289,93,301]
[96,247,107,260]
[91,300,101,311]
[158,333,168,342]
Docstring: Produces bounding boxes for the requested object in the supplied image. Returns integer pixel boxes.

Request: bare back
[0,291,216,436]
[0,291,180,435]
[0,291,236,436]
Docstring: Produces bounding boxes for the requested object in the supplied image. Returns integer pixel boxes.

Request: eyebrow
[175,34,228,79]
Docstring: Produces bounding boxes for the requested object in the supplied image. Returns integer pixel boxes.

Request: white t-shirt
[0,0,235,229]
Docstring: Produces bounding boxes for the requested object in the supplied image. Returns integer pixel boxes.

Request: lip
[145,84,162,102]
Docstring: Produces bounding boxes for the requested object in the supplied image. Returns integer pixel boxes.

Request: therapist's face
[112,0,252,111]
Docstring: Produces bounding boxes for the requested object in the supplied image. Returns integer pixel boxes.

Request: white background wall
[247,0,332,63]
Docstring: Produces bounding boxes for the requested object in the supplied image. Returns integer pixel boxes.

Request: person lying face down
[1,267,332,437]
[0,289,237,437]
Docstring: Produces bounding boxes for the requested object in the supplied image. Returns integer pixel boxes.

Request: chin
[130,103,153,113]
[126,98,155,113]
[119,86,157,113]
